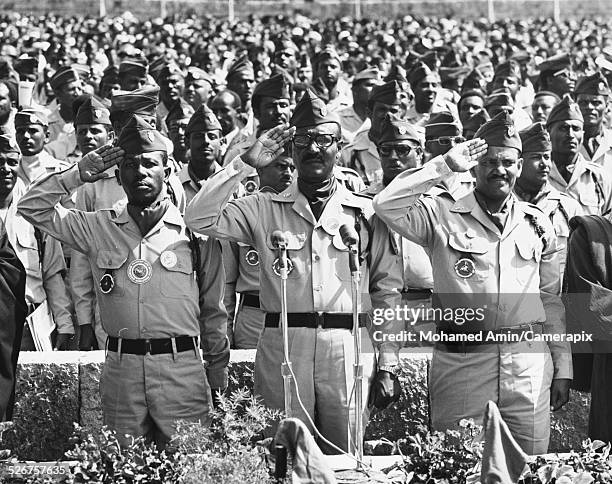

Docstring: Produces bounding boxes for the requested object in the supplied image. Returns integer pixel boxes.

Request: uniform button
[314,255,320,262]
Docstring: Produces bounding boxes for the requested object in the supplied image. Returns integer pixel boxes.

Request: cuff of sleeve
[59,165,84,193]
[229,156,250,177]
[377,343,400,367]
[430,155,455,178]
[207,368,228,390]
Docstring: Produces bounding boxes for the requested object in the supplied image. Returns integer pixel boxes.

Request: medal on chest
[454,257,476,278]
[160,250,177,269]
[99,272,115,294]
[127,259,153,284]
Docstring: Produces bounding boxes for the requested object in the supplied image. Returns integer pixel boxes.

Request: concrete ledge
[1,350,588,460]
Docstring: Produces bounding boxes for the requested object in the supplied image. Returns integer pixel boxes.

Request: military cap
[493,60,522,81]
[377,114,421,145]
[274,36,299,54]
[185,104,222,135]
[290,88,340,128]
[440,66,471,83]
[368,80,411,106]
[425,111,462,140]
[462,109,490,138]
[252,74,292,104]
[462,68,487,92]
[383,64,408,85]
[119,58,148,78]
[110,86,159,117]
[420,51,441,70]
[546,94,584,128]
[519,122,552,153]
[166,98,195,125]
[0,134,20,154]
[474,111,521,151]
[75,96,111,126]
[408,61,441,88]
[313,46,342,67]
[117,115,167,155]
[574,72,610,96]
[14,107,48,128]
[149,56,167,81]
[226,55,255,81]
[186,67,214,86]
[485,91,515,109]
[460,89,486,105]
[354,66,382,85]
[158,62,184,81]
[101,65,120,85]
[50,66,81,91]
[538,53,572,76]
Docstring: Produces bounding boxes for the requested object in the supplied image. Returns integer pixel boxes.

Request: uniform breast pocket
[160,251,195,299]
[447,232,490,281]
[95,250,128,297]
[514,238,541,285]
[264,232,306,280]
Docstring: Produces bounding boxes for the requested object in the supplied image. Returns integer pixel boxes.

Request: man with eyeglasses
[424,111,466,159]
[185,89,402,454]
[374,111,572,454]
[536,54,576,99]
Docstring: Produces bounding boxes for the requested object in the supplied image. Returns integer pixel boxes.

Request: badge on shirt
[245,180,258,194]
[99,272,115,294]
[160,251,177,269]
[273,257,294,276]
[245,249,259,266]
[127,259,153,284]
[322,217,340,234]
[454,257,475,278]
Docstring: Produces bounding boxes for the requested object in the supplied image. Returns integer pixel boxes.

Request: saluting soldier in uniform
[18,115,229,447]
[185,90,401,454]
[374,111,572,454]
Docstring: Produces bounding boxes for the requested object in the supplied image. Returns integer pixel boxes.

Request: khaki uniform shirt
[337,105,366,144]
[341,128,383,186]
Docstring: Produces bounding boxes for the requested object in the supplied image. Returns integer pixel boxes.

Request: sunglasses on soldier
[292,133,337,149]
[378,144,419,157]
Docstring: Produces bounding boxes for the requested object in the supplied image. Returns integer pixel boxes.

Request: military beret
[290,88,340,128]
[368,80,411,106]
[493,60,522,80]
[462,68,487,92]
[538,53,572,75]
[0,134,20,154]
[117,114,167,155]
[110,86,159,117]
[354,66,382,85]
[425,111,462,140]
[252,74,292,103]
[50,66,81,90]
[408,62,441,88]
[533,90,561,102]
[186,67,214,86]
[519,122,552,153]
[101,65,120,86]
[474,111,521,151]
[185,104,222,135]
[574,72,610,96]
[119,58,148,78]
[546,94,584,128]
[166,98,195,125]
[158,62,184,81]
[14,107,49,128]
[377,114,421,145]
[75,96,111,126]
[485,91,515,109]
[226,55,255,81]
[462,109,490,138]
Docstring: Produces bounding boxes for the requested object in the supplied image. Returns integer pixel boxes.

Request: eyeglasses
[378,145,418,157]
[432,136,465,146]
[293,133,337,149]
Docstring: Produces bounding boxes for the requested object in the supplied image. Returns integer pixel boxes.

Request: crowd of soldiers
[2,9,612,457]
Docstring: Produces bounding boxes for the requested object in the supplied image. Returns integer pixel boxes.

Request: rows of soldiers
[2,11,612,457]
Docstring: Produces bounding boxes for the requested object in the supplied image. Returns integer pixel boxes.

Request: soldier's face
[0,152,18,199]
[274,49,297,71]
[519,151,552,187]
[160,74,185,106]
[369,101,408,139]
[531,95,558,123]
[211,94,239,135]
[316,58,341,86]
[473,146,522,201]
[293,123,340,183]
[167,117,191,153]
[491,75,520,99]
[76,123,113,155]
[56,80,83,109]
[185,80,213,110]
[459,95,484,124]
[378,140,423,182]
[117,151,169,207]
[414,76,439,107]
[258,156,294,192]
[188,130,222,167]
[228,75,255,106]
[547,71,576,96]
[549,120,583,155]
[577,94,607,129]
[257,96,292,131]
[0,84,12,124]
[15,124,48,156]
[120,74,147,92]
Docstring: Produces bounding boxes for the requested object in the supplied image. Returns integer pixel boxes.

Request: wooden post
[160,0,167,19]
[355,0,361,18]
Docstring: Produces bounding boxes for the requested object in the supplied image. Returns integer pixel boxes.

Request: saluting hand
[242,124,295,169]
[443,137,488,173]
[78,145,125,183]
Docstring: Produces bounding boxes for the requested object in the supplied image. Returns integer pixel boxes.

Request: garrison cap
[408,61,441,88]
[462,68,487,92]
[493,60,522,80]
[274,36,299,53]
[377,114,421,145]
[383,64,407,85]
[110,86,159,117]
[538,53,572,76]
[119,58,148,78]
[101,65,120,85]
[0,134,20,154]
[353,66,382,85]
[186,67,214,86]
[368,80,411,106]
[185,104,221,135]
[165,98,195,125]
[534,90,561,102]
[50,66,81,90]
[226,55,255,81]
[14,57,38,77]
[75,96,111,126]
[117,114,167,155]
[313,46,342,67]
[289,88,340,128]
[462,109,490,138]
[158,61,184,81]
[425,111,462,140]
[485,91,514,109]
[252,73,292,103]
[149,56,167,81]
[519,122,552,153]
[14,107,48,128]
[546,94,584,129]
[474,111,522,151]
[574,72,610,96]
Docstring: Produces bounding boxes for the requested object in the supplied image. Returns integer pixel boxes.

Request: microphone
[271,230,289,270]
[339,224,360,273]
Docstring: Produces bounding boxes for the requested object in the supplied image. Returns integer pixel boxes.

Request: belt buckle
[144,339,152,355]
[315,312,324,328]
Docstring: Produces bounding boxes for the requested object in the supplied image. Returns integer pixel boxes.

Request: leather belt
[241,293,261,308]
[107,335,197,355]
[265,312,364,329]
[435,322,545,350]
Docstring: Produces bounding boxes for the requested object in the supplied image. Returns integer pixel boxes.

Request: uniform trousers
[100,349,212,448]
[233,299,265,349]
[429,339,554,455]
[254,326,375,454]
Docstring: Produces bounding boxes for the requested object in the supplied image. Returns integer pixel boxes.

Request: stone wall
[1,350,589,460]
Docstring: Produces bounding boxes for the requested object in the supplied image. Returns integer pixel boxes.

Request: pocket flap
[515,238,538,261]
[96,250,128,269]
[448,232,489,254]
